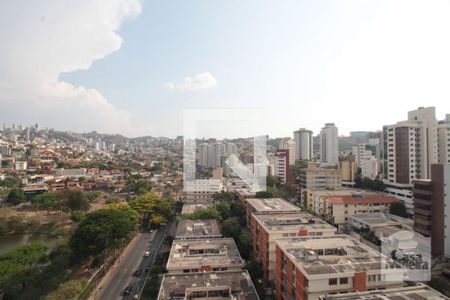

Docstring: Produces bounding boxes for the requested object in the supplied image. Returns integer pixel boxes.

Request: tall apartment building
[413,164,450,257]
[279,138,296,165]
[0,144,11,157]
[252,213,336,285]
[298,164,341,191]
[339,156,357,183]
[275,235,404,300]
[274,149,289,184]
[293,128,313,161]
[352,143,380,179]
[383,107,439,215]
[198,142,238,169]
[320,123,339,165]
[438,114,450,164]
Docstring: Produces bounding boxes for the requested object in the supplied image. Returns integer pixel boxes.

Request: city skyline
[2,1,450,138]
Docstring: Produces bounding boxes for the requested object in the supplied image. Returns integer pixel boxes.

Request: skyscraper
[274,149,289,184]
[437,114,450,164]
[293,128,313,161]
[319,123,338,165]
[279,138,296,165]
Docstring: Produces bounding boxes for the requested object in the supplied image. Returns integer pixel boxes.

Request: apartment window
[340,278,348,284]
[329,278,338,285]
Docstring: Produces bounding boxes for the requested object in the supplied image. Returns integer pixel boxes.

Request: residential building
[275,235,404,300]
[245,197,300,227]
[183,179,223,202]
[294,128,313,161]
[279,138,296,165]
[413,164,450,256]
[438,114,450,164]
[0,144,11,157]
[319,284,449,300]
[349,213,413,232]
[252,213,336,285]
[318,193,399,225]
[298,163,341,191]
[320,123,339,165]
[157,271,259,300]
[175,219,222,240]
[54,168,87,177]
[14,161,27,171]
[181,203,212,215]
[339,156,357,183]
[166,238,244,273]
[274,149,289,184]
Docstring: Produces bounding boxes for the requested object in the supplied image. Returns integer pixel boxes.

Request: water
[0,233,62,254]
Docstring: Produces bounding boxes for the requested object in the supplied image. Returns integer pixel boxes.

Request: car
[144,250,150,257]
[123,286,132,296]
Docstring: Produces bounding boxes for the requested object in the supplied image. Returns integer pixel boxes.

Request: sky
[1,0,450,138]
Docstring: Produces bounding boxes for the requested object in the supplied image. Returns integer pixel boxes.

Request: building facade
[294,128,313,161]
[320,123,339,165]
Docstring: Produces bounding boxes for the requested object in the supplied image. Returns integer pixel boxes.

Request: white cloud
[0,0,144,136]
[165,72,218,91]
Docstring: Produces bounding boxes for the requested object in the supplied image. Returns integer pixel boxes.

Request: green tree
[255,190,274,198]
[56,190,89,212]
[32,192,56,213]
[222,217,241,239]
[69,208,138,259]
[215,202,231,220]
[236,229,252,260]
[6,188,26,205]
[390,202,408,218]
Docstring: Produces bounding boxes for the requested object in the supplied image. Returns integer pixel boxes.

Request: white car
[144,250,150,257]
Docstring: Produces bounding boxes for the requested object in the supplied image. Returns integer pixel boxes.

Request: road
[90,224,168,300]
[91,230,157,300]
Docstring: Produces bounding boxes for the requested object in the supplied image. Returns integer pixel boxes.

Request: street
[89,224,168,300]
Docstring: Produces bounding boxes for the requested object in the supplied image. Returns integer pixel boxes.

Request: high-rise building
[279,138,296,165]
[339,156,357,182]
[320,123,338,165]
[198,143,208,167]
[274,149,289,184]
[383,107,439,215]
[413,164,450,257]
[437,114,450,164]
[293,128,313,161]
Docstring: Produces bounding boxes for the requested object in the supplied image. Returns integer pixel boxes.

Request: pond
[0,233,63,254]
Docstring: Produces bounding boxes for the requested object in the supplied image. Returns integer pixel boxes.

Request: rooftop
[158,271,259,300]
[319,284,448,299]
[246,198,300,213]
[254,212,336,233]
[324,195,399,205]
[167,238,244,270]
[175,219,222,239]
[276,235,403,277]
[181,203,212,215]
[349,213,413,228]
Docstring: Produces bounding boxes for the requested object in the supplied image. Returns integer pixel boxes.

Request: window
[340,277,348,284]
[329,278,338,285]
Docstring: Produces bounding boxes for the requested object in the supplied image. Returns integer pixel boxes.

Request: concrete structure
[317,193,399,225]
[245,197,300,226]
[53,168,87,177]
[413,164,450,257]
[319,284,449,300]
[181,203,212,215]
[275,235,404,300]
[157,271,260,300]
[14,161,27,171]
[175,219,222,240]
[298,164,341,191]
[339,157,356,183]
[183,179,223,203]
[252,213,336,284]
[274,149,289,184]
[279,138,296,165]
[438,114,450,164]
[383,107,439,215]
[320,123,339,165]
[167,238,244,273]
[349,213,413,232]
[294,128,313,161]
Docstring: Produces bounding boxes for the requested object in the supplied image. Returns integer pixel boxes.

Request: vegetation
[42,279,89,300]
[0,177,21,188]
[255,190,274,198]
[6,188,26,205]
[389,201,408,218]
[69,208,139,260]
[354,176,386,192]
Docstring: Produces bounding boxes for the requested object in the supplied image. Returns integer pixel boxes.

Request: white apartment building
[438,114,450,164]
[274,149,289,184]
[293,128,313,161]
[320,123,339,165]
[14,161,27,171]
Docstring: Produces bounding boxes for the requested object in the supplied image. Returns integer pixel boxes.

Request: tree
[222,218,241,239]
[70,208,138,259]
[6,188,26,205]
[32,192,56,213]
[56,190,89,212]
[0,242,48,296]
[255,190,274,198]
[236,229,252,260]
[215,202,231,220]
[390,202,408,218]
[180,206,222,221]
[129,193,174,218]
[267,175,282,188]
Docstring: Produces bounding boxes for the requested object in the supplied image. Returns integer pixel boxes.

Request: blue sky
[2,0,450,138]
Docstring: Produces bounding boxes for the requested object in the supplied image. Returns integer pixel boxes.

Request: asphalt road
[92,230,158,300]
